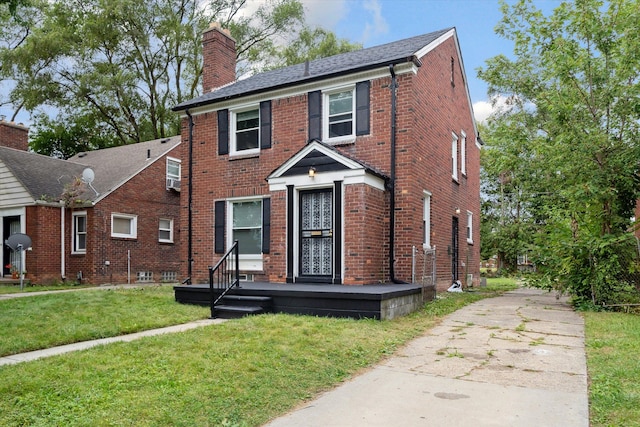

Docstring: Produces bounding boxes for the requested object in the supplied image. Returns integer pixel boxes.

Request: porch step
[213,295,273,319]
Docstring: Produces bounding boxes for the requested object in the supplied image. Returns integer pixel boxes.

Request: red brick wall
[399,36,481,288]
[182,32,480,287]
[343,184,388,284]
[0,120,28,151]
[65,147,182,285]
[25,205,62,284]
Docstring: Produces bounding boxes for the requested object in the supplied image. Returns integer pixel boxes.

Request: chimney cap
[205,22,234,39]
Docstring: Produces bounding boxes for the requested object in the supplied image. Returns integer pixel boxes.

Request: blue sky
[302,0,563,122]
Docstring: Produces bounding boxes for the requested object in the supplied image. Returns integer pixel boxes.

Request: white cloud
[300,0,348,30]
[473,100,493,124]
[361,0,389,43]
[473,95,514,124]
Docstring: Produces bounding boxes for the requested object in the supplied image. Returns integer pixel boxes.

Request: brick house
[173,25,481,289]
[0,121,182,284]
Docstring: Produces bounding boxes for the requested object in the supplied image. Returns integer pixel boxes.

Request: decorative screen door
[299,189,333,279]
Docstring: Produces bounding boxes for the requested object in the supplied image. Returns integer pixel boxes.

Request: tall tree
[478,0,640,305]
[0,0,309,149]
[261,27,362,71]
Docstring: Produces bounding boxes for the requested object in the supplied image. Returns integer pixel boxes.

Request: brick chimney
[202,22,237,93]
[0,119,28,151]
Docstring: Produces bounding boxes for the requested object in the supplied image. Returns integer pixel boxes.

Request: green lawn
[585,311,640,426]
[0,285,209,356]
[0,283,512,427]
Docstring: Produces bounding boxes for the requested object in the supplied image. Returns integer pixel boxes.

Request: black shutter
[356,81,370,136]
[217,109,229,155]
[262,198,271,254]
[214,200,225,254]
[308,90,322,141]
[260,100,272,149]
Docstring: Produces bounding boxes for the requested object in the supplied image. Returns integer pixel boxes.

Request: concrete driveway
[264,288,588,427]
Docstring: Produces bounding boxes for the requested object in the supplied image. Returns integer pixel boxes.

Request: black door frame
[451,216,459,282]
[298,188,333,283]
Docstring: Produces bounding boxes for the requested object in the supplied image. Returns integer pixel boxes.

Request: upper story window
[166,157,181,190]
[325,88,354,141]
[111,213,137,239]
[452,132,459,182]
[233,107,260,154]
[218,101,272,157]
[166,157,181,180]
[461,130,467,176]
[308,81,370,143]
[72,211,87,254]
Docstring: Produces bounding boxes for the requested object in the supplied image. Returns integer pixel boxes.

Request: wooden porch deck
[174,282,435,320]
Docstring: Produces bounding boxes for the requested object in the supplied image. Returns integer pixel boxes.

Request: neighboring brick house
[0,123,182,284]
[174,24,481,289]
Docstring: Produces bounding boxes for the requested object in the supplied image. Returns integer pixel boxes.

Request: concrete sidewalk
[0,284,226,366]
[264,288,589,427]
[0,318,225,366]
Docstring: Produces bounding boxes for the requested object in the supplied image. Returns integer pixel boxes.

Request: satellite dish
[81,168,95,184]
[5,233,31,252]
[81,167,100,197]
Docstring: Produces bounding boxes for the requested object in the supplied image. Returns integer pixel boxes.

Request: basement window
[136,271,153,282]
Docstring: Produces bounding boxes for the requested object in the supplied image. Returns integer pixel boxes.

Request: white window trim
[230,105,260,157]
[461,130,467,176]
[423,191,432,250]
[72,211,87,254]
[323,85,356,144]
[166,157,181,181]
[226,197,264,271]
[452,132,459,182]
[466,210,473,244]
[159,218,174,243]
[111,213,138,239]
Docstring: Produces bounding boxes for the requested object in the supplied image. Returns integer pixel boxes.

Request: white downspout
[61,204,66,280]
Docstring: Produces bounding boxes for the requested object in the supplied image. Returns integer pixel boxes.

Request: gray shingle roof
[174,28,453,111]
[0,146,86,201]
[68,136,181,201]
[0,135,181,203]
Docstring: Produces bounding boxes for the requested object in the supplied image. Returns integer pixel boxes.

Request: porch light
[308,166,316,178]
[455,207,461,215]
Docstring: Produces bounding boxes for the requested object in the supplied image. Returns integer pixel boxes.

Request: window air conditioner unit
[166,178,181,191]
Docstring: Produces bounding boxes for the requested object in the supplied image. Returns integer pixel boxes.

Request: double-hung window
[452,132,459,181]
[159,218,173,243]
[466,211,473,244]
[423,191,432,249]
[324,87,354,141]
[111,213,137,239]
[73,211,87,253]
[460,130,467,176]
[232,107,260,154]
[167,157,181,181]
[230,200,262,256]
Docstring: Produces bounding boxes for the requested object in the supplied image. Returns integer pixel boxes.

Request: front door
[299,189,333,282]
[3,216,21,276]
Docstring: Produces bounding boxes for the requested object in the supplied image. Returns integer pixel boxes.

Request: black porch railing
[208,240,240,318]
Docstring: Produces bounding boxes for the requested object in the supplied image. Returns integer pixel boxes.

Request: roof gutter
[388,64,407,284]
[173,56,422,112]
